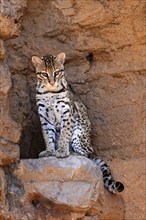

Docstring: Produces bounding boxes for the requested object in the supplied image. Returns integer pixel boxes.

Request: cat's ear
[32,56,44,68]
[56,52,66,64]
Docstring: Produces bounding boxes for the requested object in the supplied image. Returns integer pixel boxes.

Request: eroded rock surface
[1,156,124,220]
[6,0,145,160]
[0,168,8,216]
[109,158,146,220]
[0,63,21,166]
[0,0,24,166]
[0,0,27,39]
[0,0,145,219]
[0,40,6,60]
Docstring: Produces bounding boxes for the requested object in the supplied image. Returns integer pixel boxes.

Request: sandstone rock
[2,156,123,220]
[87,190,124,220]
[0,63,11,95]
[0,168,8,214]
[54,0,113,27]
[0,63,21,165]
[109,158,146,220]
[0,138,20,166]
[4,0,145,160]
[0,0,145,219]
[0,40,6,60]
[15,156,102,211]
[0,0,27,39]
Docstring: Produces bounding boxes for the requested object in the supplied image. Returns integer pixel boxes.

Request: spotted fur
[32,53,124,193]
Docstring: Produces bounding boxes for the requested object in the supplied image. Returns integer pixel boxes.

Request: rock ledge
[0,156,124,220]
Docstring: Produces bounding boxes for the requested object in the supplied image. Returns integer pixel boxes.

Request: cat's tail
[89,154,124,193]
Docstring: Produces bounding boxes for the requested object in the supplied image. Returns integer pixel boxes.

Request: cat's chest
[36,92,72,123]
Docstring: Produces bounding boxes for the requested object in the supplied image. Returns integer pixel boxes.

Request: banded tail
[89,154,124,193]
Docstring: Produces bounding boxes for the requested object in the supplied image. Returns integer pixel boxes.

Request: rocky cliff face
[0,0,145,220]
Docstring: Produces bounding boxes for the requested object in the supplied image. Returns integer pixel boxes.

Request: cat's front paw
[55,147,70,158]
[39,150,54,158]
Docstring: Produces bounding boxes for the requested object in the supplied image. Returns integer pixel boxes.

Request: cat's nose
[50,81,55,86]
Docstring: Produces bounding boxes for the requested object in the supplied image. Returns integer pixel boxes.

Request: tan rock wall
[110,158,146,220]
[0,0,146,219]
[5,0,145,160]
[0,0,23,166]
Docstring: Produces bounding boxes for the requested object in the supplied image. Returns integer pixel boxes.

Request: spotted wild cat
[32,53,124,193]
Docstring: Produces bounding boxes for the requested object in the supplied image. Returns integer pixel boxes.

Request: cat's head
[32,52,67,92]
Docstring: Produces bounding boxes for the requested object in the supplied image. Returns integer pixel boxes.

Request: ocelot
[32,53,124,193]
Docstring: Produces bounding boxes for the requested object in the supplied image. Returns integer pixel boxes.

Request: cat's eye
[54,69,64,76]
[54,70,60,76]
[41,72,48,78]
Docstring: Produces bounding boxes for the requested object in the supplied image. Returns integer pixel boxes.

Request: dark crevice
[86,53,94,63]
[32,199,40,208]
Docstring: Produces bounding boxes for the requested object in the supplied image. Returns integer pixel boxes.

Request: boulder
[8,156,124,219]
[15,156,102,211]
